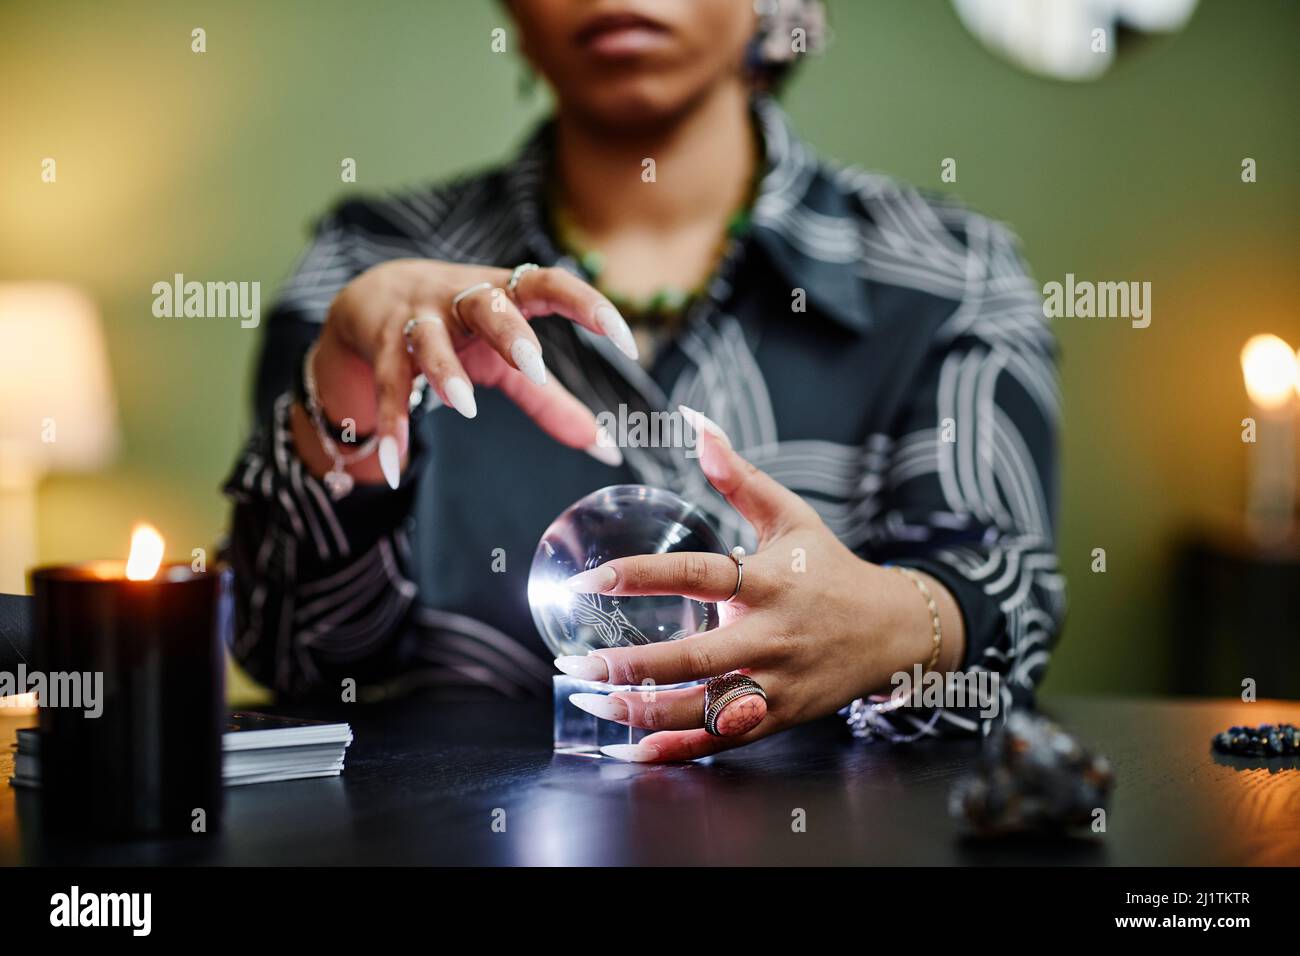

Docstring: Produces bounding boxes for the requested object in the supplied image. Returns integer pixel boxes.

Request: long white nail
[600,743,659,762]
[565,566,617,593]
[510,337,547,386]
[443,376,477,419]
[678,404,732,448]
[553,654,610,681]
[378,435,401,489]
[570,693,628,722]
[595,304,638,361]
[585,425,622,467]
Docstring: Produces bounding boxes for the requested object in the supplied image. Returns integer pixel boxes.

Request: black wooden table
[2,695,1297,866]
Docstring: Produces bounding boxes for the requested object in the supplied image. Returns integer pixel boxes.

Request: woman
[224,0,1063,761]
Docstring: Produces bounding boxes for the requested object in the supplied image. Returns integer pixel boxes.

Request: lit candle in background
[31,522,225,838]
[1240,334,1299,544]
[124,522,165,581]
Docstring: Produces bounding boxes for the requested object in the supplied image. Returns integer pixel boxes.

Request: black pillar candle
[31,548,224,839]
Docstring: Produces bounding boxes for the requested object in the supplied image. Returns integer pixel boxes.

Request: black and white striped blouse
[223,98,1064,738]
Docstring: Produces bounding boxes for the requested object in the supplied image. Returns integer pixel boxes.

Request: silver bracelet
[842,566,945,744]
[301,342,379,500]
[843,697,943,744]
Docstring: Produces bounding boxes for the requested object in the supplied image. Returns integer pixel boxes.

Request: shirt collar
[503,97,872,335]
[749,98,872,333]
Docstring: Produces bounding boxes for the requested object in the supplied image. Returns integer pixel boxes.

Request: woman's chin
[569,83,711,132]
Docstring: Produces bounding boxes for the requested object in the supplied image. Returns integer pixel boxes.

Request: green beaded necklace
[548,139,763,330]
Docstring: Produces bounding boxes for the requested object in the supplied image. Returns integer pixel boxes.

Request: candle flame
[1241,334,1298,410]
[125,523,165,581]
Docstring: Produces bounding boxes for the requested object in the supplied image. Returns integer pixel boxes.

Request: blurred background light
[952,0,1199,80]
[1240,334,1298,411]
[0,282,118,593]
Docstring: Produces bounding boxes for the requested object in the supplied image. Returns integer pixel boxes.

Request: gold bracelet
[893,567,942,673]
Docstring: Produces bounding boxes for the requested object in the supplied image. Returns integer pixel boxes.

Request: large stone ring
[703,672,767,737]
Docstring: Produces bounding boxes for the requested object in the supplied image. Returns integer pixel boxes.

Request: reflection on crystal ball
[528,484,726,661]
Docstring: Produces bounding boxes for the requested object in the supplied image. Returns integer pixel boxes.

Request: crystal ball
[528,484,726,661]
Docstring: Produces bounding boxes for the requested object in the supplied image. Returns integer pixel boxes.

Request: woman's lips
[575,14,672,57]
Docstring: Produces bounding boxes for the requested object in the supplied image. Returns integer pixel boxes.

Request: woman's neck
[553,81,758,239]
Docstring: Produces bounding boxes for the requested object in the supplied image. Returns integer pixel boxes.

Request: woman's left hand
[554,407,965,762]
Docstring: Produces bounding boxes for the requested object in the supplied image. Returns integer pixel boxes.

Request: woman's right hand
[296,259,639,488]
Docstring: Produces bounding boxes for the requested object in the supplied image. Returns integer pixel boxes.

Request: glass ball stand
[553,675,700,756]
[529,485,727,758]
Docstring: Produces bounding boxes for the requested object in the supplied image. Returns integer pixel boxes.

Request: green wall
[3,1,1297,697]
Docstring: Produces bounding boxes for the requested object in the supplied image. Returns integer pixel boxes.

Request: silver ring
[506,263,540,300]
[450,281,494,335]
[703,672,766,737]
[402,312,444,353]
[724,545,745,603]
